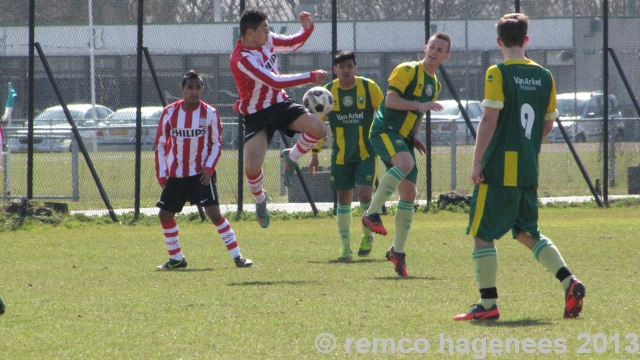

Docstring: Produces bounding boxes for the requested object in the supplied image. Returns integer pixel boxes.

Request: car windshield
[34,109,84,126]
[108,109,162,125]
[109,110,138,125]
[557,99,587,117]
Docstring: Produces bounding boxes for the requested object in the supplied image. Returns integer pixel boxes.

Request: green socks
[368,166,407,214]
[473,246,498,309]
[393,199,414,253]
[532,236,572,289]
[336,204,352,250]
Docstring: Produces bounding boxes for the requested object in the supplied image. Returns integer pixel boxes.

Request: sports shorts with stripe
[466,183,540,242]
[157,172,220,213]
[330,156,377,191]
[243,100,308,144]
[368,130,418,184]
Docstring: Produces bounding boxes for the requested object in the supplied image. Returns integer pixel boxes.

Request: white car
[10,104,113,152]
[96,106,163,147]
[424,100,483,145]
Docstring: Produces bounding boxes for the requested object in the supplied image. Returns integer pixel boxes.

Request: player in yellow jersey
[309,51,384,261]
[362,33,451,277]
[453,13,585,321]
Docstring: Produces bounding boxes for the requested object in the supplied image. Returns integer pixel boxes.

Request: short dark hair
[240,9,267,36]
[334,50,356,66]
[181,70,203,87]
[428,32,451,53]
[497,13,529,48]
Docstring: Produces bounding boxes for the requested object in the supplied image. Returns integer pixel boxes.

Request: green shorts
[466,184,540,242]
[329,156,377,191]
[369,130,418,184]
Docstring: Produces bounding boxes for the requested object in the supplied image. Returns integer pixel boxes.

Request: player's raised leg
[282,112,324,187]
[522,233,585,318]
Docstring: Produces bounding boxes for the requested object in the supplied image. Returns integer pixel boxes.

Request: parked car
[10,104,113,152]
[425,100,483,145]
[550,92,621,143]
[95,106,163,147]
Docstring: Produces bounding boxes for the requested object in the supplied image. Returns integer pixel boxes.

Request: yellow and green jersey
[314,76,383,164]
[481,59,559,187]
[370,61,441,138]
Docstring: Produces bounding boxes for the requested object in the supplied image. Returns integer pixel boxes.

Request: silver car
[552,92,620,143]
[425,100,483,145]
[95,106,163,147]
[10,104,113,152]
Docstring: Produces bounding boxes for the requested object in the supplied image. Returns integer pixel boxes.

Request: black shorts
[243,100,308,143]
[156,173,219,213]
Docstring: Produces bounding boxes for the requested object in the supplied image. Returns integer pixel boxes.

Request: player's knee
[308,116,325,138]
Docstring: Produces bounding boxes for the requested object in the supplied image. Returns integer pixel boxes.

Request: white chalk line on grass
[71,195,640,217]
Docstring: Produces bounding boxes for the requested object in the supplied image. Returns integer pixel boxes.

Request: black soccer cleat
[234,256,253,268]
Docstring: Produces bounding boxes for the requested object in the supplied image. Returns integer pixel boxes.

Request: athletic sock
[531,235,573,289]
[161,219,183,260]
[368,166,407,214]
[245,169,265,203]
[392,199,414,253]
[215,216,241,258]
[336,204,352,250]
[289,133,322,162]
[360,201,372,236]
[473,246,498,308]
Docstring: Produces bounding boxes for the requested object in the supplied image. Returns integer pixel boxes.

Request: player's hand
[159,183,166,189]
[299,12,314,30]
[419,101,444,112]
[314,70,329,84]
[199,171,212,186]
[413,136,427,155]
[471,162,484,185]
[309,154,320,175]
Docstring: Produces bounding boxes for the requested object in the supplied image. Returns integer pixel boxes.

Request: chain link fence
[1,0,639,215]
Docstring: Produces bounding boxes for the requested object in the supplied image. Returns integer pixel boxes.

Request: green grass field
[1,206,639,358]
[2,142,639,211]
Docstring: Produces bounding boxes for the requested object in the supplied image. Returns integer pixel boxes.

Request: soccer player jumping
[230,9,328,229]
[453,14,585,321]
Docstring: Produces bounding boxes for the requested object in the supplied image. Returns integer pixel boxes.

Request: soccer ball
[303,86,334,116]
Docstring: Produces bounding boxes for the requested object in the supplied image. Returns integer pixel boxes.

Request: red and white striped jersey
[154,100,222,183]
[230,25,317,115]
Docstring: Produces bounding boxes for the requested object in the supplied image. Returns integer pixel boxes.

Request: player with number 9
[453,13,586,321]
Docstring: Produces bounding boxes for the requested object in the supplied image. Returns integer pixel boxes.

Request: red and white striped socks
[161,219,183,260]
[245,169,266,203]
[215,216,241,258]
[289,133,321,162]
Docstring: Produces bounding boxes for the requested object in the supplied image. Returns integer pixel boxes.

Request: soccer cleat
[362,212,387,236]
[385,247,408,277]
[281,148,298,187]
[255,191,270,229]
[453,304,500,321]
[337,248,353,262]
[564,278,586,318]
[357,234,374,257]
[234,256,253,268]
[0,295,5,315]
[157,257,188,270]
